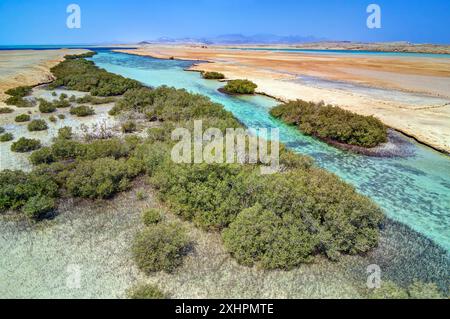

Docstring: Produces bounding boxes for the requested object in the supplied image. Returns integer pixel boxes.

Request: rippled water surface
[92,51,450,252]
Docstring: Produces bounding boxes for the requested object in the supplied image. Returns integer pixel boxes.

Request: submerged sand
[116,45,450,153]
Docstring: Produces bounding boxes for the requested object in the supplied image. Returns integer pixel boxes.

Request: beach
[116,45,450,153]
[0,49,87,102]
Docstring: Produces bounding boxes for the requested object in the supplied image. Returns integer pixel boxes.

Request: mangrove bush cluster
[202,71,225,80]
[270,100,387,148]
[5,86,33,108]
[1,53,384,271]
[222,79,257,94]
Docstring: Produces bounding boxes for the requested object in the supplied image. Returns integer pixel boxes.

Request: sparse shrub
[15,114,31,122]
[202,71,225,80]
[121,121,137,133]
[54,99,70,108]
[0,133,14,142]
[51,92,57,97]
[28,119,48,131]
[222,79,257,94]
[22,195,55,220]
[0,127,4,134]
[132,222,189,273]
[70,105,95,117]
[4,86,33,108]
[136,190,146,200]
[0,107,14,114]
[60,93,68,100]
[11,137,41,152]
[38,99,56,113]
[69,95,76,102]
[142,208,162,226]
[58,114,66,119]
[49,115,57,123]
[0,170,58,213]
[76,95,116,105]
[57,126,73,140]
[5,86,32,98]
[30,147,55,165]
[270,100,387,148]
[65,157,142,199]
[127,284,167,299]
[222,204,316,269]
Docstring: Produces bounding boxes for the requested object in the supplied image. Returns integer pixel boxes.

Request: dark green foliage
[57,114,66,119]
[0,133,14,142]
[132,222,189,273]
[49,115,57,123]
[127,284,168,299]
[151,162,250,230]
[0,107,14,114]
[49,58,141,96]
[38,99,56,113]
[121,120,137,133]
[0,127,4,134]
[70,105,95,117]
[142,208,162,226]
[57,126,73,140]
[64,52,97,60]
[270,100,387,148]
[110,86,238,125]
[15,114,31,122]
[202,71,225,80]
[0,170,58,213]
[65,157,143,199]
[76,95,116,105]
[222,79,257,94]
[28,119,48,131]
[11,137,41,152]
[54,99,71,108]
[59,93,68,100]
[51,92,57,97]
[22,195,55,220]
[29,147,55,165]
[5,96,33,108]
[222,204,316,269]
[5,86,32,98]
[4,86,33,108]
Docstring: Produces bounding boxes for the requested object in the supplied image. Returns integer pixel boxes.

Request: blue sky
[1,0,449,45]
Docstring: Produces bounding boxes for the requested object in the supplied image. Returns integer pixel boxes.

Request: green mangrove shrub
[270,100,387,148]
[11,137,41,152]
[127,284,168,299]
[202,71,225,80]
[28,119,48,131]
[22,195,56,220]
[142,208,162,226]
[0,107,14,114]
[132,222,189,273]
[5,86,33,108]
[15,114,31,122]
[0,133,14,142]
[70,105,95,117]
[222,79,257,94]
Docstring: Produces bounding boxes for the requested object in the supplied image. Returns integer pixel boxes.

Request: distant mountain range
[138,34,325,45]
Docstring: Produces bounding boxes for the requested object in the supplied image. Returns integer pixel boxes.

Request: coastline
[114,47,450,155]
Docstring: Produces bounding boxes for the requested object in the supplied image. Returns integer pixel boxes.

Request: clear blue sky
[1,0,449,45]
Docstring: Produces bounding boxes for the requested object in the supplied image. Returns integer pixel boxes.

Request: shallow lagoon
[93,51,450,253]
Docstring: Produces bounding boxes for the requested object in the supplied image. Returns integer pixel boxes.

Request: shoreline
[116,49,450,156]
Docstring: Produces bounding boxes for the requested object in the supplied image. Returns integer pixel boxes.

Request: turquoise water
[229,47,450,58]
[92,51,450,253]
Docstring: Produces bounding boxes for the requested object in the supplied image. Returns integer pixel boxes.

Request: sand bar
[116,45,450,153]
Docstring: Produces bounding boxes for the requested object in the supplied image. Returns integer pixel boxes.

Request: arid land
[116,45,450,154]
[0,49,87,102]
